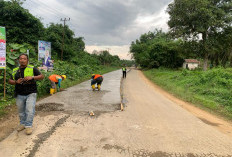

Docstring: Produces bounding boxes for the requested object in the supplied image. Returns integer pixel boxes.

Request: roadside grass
[143,67,232,120]
[0,66,119,117]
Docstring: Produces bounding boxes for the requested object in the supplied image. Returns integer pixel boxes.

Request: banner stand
[3,68,6,100]
[0,26,6,101]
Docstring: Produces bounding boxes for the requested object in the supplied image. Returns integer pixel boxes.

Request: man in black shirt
[9,54,44,135]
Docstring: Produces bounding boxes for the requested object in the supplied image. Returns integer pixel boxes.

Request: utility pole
[60,18,70,61]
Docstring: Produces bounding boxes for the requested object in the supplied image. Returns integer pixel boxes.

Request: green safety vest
[12,65,34,80]
[122,67,126,71]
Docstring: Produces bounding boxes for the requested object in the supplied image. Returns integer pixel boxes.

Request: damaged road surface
[0,70,121,157]
[1,69,232,157]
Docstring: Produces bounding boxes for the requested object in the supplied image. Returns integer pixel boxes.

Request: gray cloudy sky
[22,0,173,59]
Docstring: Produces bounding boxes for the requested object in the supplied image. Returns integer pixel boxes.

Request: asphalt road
[0,69,232,157]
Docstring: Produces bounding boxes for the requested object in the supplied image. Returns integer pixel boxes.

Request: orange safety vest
[49,74,61,82]
[94,74,102,79]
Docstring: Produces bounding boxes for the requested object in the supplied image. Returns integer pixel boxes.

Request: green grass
[0,99,15,117]
[0,66,119,117]
[143,67,232,120]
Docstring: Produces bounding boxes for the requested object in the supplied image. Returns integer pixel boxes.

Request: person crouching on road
[91,74,103,91]
[8,53,44,135]
[48,74,66,94]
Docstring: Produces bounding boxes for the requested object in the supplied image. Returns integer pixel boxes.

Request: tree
[98,50,111,65]
[130,30,183,68]
[0,1,45,46]
[10,0,26,5]
[44,23,85,60]
[167,0,232,70]
[209,26,232,67]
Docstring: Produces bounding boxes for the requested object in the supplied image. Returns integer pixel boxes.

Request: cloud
[22,0,173,59]
[85,45,131,60]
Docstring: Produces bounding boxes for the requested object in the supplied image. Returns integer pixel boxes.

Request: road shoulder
[139,70,232,138]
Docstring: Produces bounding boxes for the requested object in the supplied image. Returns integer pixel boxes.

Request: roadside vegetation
[0,1,134,116]
[130,0,232,119]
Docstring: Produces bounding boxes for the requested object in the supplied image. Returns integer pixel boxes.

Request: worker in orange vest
[91,74,103,91]
[48,74,66,94]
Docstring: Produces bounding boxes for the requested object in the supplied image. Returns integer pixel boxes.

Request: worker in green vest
[8,53,44,135]
[122,64,127,78]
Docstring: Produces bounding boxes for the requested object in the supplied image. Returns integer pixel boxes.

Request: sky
[22,0,173,59]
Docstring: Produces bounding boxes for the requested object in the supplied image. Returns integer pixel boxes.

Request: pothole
[36,103,64,112]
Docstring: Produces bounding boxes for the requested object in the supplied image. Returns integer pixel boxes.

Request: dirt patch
[100,137,108,142]
[0,102,65,142]
[133,151,226,157]
[79,146,88,153]
[88,109,120,118]
[36,103,64,112]
[26,115,70,157]
[59,89,66,92]
[0,104,18,142]
[133,150,169,157]
[102,144,126,153]
[102,144,226,157]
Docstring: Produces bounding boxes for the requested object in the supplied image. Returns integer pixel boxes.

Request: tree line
[130,0,232,70]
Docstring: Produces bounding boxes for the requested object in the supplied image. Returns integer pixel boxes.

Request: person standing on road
[91,74,103,91]
[48,74,66,95]
[122,65,127,78]
[8,54,44,135]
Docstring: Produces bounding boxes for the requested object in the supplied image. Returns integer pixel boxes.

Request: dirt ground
[0,96,52,142]
[0,104,18,142]
[0,69,232,157]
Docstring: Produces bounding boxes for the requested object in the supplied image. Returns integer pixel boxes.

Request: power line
[24,1,81,39]
[23,1,87,39]
[29,0,72,22]
[36,0,69,18]
[23,1,61,22]
[25,0,70,24]
[23,0,81,31]
[28,0,62,16]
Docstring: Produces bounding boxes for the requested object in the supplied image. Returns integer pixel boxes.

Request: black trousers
[91,77,103,85]
[123,71,126,78]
